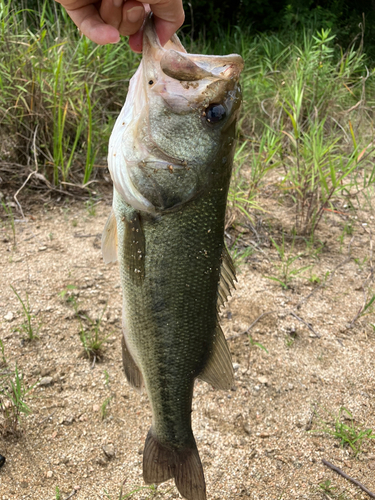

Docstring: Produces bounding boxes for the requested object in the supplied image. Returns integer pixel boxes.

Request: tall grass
[0,0,139,186]
[1,3,375,236]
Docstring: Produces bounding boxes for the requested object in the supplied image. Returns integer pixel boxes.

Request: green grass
[11,286,40,340]
[265,234,312,289]
[1,2,375,241]
[103,483,158,500]
[311,406,375,456]
[0,363,34,435]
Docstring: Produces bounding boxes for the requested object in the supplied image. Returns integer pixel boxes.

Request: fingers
[118,1,145,37]
[99,0,124,30]
[56,0,185,49]
[65,3,120,44]
[147,0,185,46]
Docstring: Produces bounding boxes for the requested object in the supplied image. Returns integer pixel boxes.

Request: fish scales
[103,14,243,500]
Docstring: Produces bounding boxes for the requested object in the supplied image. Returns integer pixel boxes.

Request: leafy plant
[318,479,350,499]
[0,364,34,435]
[55,486,61,500]
[265,234,311,289]
[248,335,268,353]
[311,406,375,456]
[58,284,77,303]
[71,301,111,362]
[101,396,112,421]
[11,286,40,340]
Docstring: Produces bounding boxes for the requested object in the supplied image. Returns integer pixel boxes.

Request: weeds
[248,335,268,353]
[319,480,350,499]
[0,364,34,435]
[78,306,111,362]
[265,234,312,289]
[103,483,158,500]
[11,286,40,341]
[0,0,139,187]
[55,486,61,500]
[1,200,16,248]
[58,284,77,303]
[101,396,112,421]
[311,406,375,456]
[85,197,97,217]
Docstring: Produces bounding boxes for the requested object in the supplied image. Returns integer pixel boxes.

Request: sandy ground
[0,189,374,500]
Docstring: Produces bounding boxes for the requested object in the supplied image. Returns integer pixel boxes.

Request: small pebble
[93,404,100,412]
[4,312,14,322]
[102,444,115,459]
[38,246,47,251]
[39,376,53,387]
[258,376,268,385]
[46,470,53,478]
[243,423,251,435]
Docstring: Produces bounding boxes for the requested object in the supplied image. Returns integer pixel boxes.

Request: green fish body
[102,16,243,500]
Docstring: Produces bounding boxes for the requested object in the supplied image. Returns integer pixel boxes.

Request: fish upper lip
[142,14,244,84]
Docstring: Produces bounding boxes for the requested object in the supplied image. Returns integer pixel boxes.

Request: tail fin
[143,428,206,500]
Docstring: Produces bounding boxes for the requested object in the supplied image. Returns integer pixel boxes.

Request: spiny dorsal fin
[101,210,118,263]
[121,335,144,392]
[217,246,236,310]
[198,324,234,390]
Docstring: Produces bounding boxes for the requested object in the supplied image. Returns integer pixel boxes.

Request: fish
[102,15,243,500]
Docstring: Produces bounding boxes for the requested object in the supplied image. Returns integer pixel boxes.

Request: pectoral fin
[198,324,234,390]
[101,210,118,263]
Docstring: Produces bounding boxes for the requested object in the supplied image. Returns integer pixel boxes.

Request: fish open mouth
[141,14,244,112]
[107,15,244,214]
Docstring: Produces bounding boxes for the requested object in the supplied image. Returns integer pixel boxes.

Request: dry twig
[322,459,375,498]
[227,311,277,340]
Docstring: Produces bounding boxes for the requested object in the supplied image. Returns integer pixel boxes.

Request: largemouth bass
[102,15,243,500]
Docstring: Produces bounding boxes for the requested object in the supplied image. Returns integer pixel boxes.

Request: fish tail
[143,427,206,500]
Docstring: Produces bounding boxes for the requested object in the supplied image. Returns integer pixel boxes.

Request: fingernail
[127,6,144,24]
[113,0,123,7]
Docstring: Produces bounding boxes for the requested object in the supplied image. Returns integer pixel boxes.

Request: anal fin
[198,324,234,390]
[121,335,143,392]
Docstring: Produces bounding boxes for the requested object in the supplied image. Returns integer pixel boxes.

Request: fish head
[108,15,244,213]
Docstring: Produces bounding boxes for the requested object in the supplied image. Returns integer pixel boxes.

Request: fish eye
[204,103,226,124]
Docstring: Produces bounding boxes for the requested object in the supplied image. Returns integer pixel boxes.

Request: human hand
[55,0,184,52]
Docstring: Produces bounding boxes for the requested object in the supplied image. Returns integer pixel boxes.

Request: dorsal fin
[217,246,236,310]
[101,210,118,263]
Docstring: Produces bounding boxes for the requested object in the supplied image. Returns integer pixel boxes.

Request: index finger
[129,0,184,51]
[147,0,185,45]
[64,3,120,44]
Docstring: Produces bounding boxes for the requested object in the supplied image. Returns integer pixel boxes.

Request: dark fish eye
[204,103,226,124]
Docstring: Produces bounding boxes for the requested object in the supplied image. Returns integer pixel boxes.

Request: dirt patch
[0,191,374,500]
